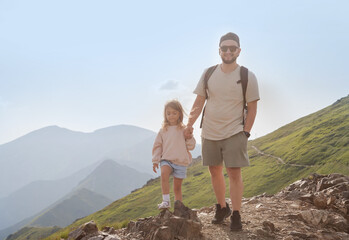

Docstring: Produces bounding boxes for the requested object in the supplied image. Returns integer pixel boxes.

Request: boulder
[67,221,99,240]
[313,193,328,209]
[127,201,203,240]
[300,209,329,226]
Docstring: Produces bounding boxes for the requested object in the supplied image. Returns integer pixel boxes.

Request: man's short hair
[220,32,240,47]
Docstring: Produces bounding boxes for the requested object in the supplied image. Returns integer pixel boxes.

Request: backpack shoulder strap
[240,66,248,126]
[240,66,248,109]
[203,64,219,99]
[200,64,218,128]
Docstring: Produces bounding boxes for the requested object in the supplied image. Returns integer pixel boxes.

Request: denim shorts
[160,160,187,179]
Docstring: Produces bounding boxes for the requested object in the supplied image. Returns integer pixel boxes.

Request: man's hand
[153,163,159,173]
[184,125,193,139]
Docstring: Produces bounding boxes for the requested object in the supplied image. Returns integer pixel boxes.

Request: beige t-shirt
[194,65,260,140]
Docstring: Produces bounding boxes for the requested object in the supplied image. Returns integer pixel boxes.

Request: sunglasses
[220,45,239,52]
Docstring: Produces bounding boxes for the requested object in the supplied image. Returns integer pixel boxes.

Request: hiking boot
[230,210,242,231]
[211,202,231,224]
[158,201,171,209]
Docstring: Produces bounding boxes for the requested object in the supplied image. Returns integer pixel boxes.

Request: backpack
[199,65,248,128]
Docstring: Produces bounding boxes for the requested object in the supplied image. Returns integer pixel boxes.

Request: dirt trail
[251,146,314,168]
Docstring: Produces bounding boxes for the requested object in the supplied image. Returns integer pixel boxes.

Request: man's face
[219,39,241,64]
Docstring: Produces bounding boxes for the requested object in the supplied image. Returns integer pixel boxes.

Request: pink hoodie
[152,126,196,166]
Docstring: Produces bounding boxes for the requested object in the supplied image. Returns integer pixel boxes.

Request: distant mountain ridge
[75,159,151,200]
[0,159,152,239]
[0,161,100,231]
[0,125,155,198]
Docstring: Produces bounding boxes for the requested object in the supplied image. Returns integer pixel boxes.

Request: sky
[0,0,348,145]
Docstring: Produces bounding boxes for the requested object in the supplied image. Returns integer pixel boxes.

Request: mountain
[0,125,155,198]
[0,161,99,231]
[28,188,112,228]
[75,159,152,201]
[0,159,152,239]
[41,95,348,240]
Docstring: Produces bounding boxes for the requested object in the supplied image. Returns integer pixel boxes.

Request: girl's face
[165,107,180,126]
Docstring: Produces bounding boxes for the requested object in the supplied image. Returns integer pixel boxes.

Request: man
[184,32,259,231]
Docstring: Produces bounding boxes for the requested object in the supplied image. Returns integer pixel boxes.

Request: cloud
[159,80,179,91]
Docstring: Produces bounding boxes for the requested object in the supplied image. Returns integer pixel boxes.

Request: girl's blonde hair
[162,99,186,130]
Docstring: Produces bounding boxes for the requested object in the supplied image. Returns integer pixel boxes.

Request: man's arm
[243,100,258,133]
[184,95,206,137]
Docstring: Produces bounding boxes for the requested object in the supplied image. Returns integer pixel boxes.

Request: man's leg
[209,165,232,224]
[226,167,243,230]
[226,167,243,211]
[208,165,226,207]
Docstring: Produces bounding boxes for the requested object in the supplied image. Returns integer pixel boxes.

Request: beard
[221,56,237,64]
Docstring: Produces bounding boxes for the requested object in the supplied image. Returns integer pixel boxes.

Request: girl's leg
[173,177,183,201]
[161,165,172,195]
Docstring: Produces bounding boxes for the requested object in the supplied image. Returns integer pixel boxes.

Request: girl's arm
[152,131,163,164]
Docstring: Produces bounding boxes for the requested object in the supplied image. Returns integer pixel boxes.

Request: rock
[168,216,202,239]
[256,203,263,209]
[152,226,173,240]
[256,228,274,238]
[342,191,349,199]
[104,236,121,240]
[284,190,308,200]
[300,209,329,226]
[327,195,336,206]
[68,221,99,240]
[313,193,328,209]
[328,173,347,180]
[282,236,294,240]
[289,231,309,239]
[102,226,117,235]
[328,214,348,233]
[289,202,302,209]
[299,193,314,202]
[317,178,331,191]
[329,177,348,186]
[245,196,259,204]
[262,220,276,232]
[286,214,302,220]
[173,200,200,222]
[126,202,203,240]
[88,236,104,240]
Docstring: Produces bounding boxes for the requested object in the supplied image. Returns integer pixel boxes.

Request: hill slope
[8,95,349,240]
[242,95,349,196]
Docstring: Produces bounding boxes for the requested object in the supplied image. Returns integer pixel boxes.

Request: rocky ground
[67,173,349,240]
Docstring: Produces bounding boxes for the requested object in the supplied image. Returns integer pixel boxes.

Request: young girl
[152,100,196,209]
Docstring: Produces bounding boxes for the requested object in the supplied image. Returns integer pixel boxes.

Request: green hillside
[252,95,348,171]
[10,95,349,240]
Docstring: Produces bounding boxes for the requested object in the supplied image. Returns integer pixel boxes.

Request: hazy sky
[1,0,348,145]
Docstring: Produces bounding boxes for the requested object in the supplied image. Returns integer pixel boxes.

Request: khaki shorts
[202,132,249,168]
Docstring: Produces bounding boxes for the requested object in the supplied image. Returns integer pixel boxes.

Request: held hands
[184,125,194,139]
[153,163,159,173]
